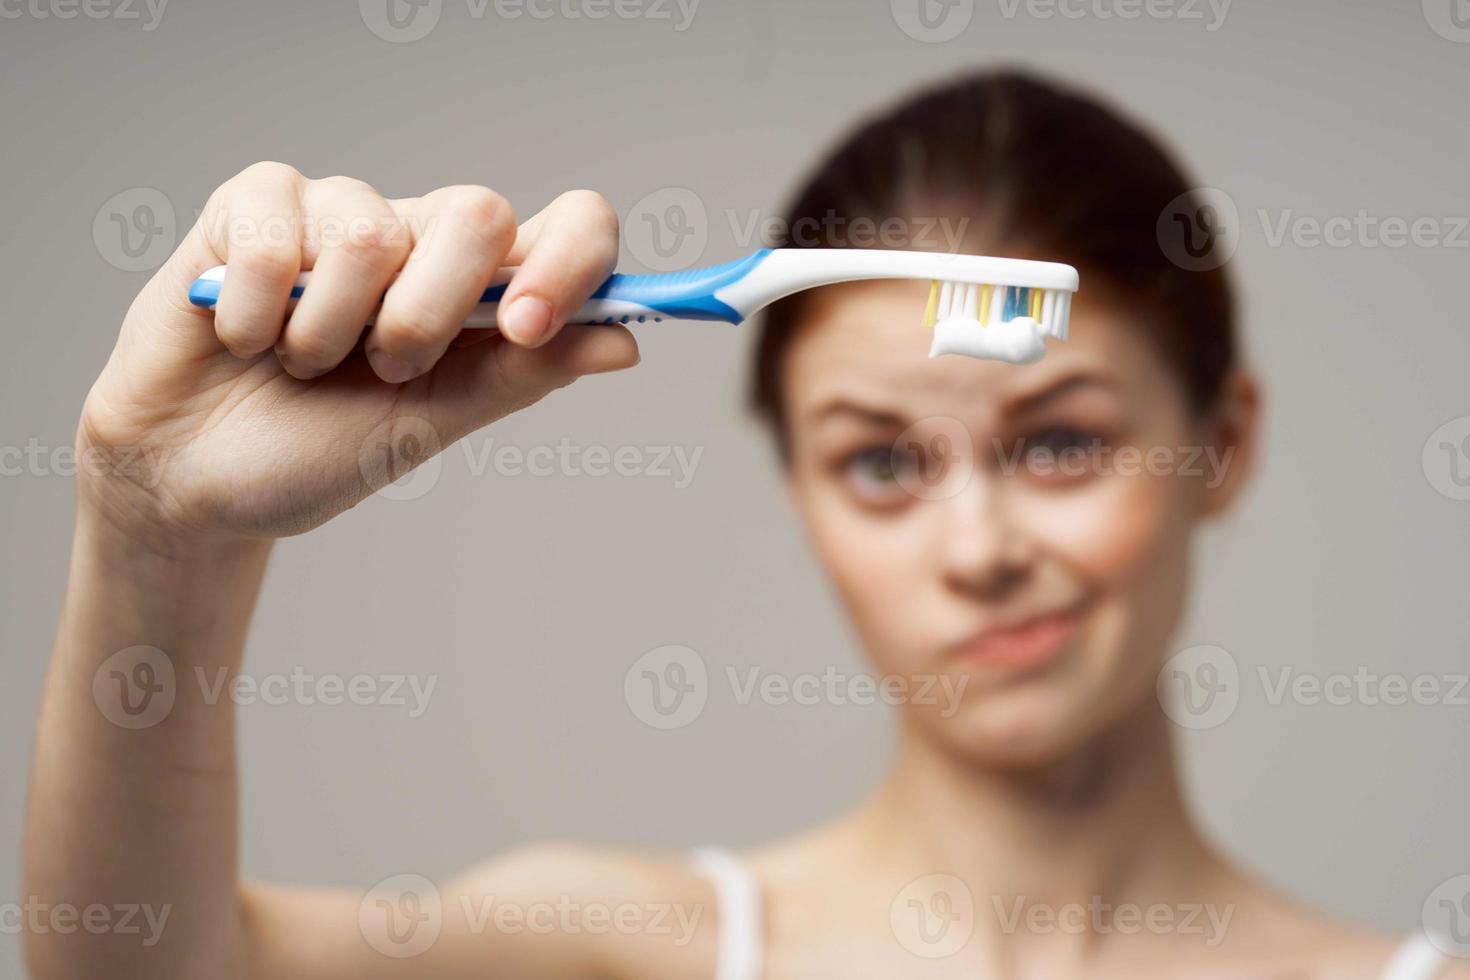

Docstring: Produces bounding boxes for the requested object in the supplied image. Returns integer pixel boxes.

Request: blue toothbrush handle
[187,250,775,329]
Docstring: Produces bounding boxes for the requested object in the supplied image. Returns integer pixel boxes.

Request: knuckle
[335,216,410,269]
[440,185,516,250]
[279,328,339,368]
[560,188,620,237]
[231,244,299,285]
[379,300,452,351]
[235,160,303,188]
[315,174,378,197]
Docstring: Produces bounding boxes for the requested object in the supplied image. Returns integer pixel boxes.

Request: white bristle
[937,280,954,321]
[964,284,978,320]
[987,285,1005,325]
[1040,289,1057,336]
[1053,291,1071,341]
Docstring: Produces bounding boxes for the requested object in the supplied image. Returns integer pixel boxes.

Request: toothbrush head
[923,277,1074,363]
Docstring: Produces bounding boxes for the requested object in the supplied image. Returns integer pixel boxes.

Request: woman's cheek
[1011,466,1185,585]
[804,489,935,672]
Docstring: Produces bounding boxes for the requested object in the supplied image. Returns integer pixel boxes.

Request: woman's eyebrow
[1005,372,1122,416]
[806,399,906,427]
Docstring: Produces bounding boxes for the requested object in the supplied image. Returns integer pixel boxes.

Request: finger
[209,162,305,357]
[366,186,516,384]
[273,177,412,379]
[427,324,640,440]
[495,190,620,349]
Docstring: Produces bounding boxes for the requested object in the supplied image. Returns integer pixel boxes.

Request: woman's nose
[936,473,1034,600]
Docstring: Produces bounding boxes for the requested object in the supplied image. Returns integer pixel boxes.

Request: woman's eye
[1014,427,1106,479]
[840,446,918,503]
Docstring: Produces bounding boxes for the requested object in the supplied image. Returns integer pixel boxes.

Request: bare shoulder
[1222,880,1464,980]
[445,840,720,980]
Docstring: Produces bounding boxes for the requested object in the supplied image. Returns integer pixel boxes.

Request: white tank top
[689,847,1453,980]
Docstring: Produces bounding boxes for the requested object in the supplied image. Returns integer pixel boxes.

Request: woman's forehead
[780,279,1168,424]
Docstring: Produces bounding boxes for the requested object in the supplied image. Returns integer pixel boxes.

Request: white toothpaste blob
[929,316,1048,364]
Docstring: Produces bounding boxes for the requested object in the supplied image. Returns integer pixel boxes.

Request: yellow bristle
[980,284,992,326]
[923,279,940,329]
[1030,289,1043,319]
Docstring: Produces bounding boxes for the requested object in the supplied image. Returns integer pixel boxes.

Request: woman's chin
[929,684,1113,769]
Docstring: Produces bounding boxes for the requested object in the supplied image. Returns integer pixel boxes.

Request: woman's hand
[78,162,638,549]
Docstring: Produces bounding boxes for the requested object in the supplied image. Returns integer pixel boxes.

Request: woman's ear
[1199,368,1262,518]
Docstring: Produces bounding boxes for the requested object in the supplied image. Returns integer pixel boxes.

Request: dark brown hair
[751,69,1237,454]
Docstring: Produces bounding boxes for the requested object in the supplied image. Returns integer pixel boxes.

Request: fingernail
[500,296,553,346]
[367,349,425,384]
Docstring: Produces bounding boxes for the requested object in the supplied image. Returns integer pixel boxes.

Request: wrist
[73,497,273,582]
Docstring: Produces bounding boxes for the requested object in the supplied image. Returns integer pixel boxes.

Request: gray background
[3,1,1469,976]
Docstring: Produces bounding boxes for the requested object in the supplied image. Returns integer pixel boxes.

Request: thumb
[119,216,231,363]
[423,323,641,441]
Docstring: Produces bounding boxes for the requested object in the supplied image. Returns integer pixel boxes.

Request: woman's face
[783,278,1252,766]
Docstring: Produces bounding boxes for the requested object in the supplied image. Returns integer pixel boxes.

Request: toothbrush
[187,249,1079,363]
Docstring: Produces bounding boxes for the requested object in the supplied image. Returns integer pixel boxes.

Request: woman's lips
[954,611,1080,670]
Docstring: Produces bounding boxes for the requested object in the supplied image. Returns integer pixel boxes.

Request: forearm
[23,505,273,980]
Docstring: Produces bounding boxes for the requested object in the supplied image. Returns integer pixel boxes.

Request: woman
[23,71,1462,980]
